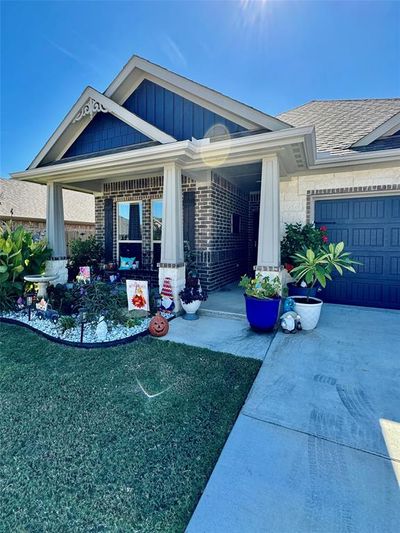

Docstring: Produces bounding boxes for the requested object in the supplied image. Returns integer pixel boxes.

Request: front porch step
[198,307,247,321]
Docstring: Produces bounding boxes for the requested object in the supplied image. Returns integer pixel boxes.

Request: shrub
[68,236,104,277]
[281,223,328,268]
[239,274,281,300]
[58,315,77,333]
[0,223,51,310]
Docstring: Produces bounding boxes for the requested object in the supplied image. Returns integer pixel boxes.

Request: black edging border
[0,315,176,350]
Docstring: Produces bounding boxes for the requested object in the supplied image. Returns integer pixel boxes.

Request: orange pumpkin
[149,314,169,337]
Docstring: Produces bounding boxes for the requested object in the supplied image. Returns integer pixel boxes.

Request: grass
[0,322,260,532]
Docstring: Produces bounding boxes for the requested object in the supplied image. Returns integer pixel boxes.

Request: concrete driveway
[187,304,400,533]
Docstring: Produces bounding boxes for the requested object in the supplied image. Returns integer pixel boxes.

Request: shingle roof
[277,99,400,155]
[0,178,95,224]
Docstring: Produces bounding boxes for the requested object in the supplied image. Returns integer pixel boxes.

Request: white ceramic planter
[293,296,323,331]
[181,299,201,318]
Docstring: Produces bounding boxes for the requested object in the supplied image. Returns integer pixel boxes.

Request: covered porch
[12,128,313,310]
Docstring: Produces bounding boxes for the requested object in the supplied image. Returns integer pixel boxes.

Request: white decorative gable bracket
[73,97,108,123]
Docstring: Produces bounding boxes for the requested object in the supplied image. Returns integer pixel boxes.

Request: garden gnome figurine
[96,316,108,341]
[280,311,302,334]
[159,277,175,313]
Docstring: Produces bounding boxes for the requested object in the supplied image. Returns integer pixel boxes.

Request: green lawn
[0,322,260,532]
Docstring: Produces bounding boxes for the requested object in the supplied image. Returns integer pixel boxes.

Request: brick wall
[95,172,253,291]
[195,172,250,290]
[96,175,196,268]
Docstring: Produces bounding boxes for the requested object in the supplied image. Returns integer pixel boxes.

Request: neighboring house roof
[277,99,400,155]
[0,178,95,224]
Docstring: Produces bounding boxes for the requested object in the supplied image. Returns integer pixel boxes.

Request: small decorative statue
[280,311,302,334]
[159,277,175,313]
[35,299,59,324]
[96,316,108,341]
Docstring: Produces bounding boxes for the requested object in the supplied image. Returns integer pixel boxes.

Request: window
[117,202,143,264]
[151,199,163,267]
[231,213,241,234]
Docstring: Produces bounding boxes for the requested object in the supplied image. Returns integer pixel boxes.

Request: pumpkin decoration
[149,313,169,337]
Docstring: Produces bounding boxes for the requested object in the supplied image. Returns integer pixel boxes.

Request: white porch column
[45,182,68,284]
[158,162,185,312]
[255,155,284,285]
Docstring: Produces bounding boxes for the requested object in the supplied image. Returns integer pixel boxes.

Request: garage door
[315,195,400,309]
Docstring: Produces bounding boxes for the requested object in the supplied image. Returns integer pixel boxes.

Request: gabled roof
[277,98,400,155]
[29,55,290,169]
[0,178,94,224]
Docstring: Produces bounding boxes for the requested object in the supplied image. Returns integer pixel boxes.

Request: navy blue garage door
[315,195,400,309]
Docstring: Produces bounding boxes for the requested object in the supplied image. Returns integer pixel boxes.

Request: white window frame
[116,200,143,259]
[151,198,163,248]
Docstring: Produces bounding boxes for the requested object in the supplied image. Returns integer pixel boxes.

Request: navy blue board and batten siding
[123,79,246,141]
[62,112,151,159]
[62,80,246,159]
[315,195,400,309]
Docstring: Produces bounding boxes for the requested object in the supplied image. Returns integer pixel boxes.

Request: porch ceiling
[216,163,262,192]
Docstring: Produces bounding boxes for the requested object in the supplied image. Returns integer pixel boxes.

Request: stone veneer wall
[280,166,400,228]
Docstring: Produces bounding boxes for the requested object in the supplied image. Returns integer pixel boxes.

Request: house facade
[11,56,400,309]
[0,178,95,252]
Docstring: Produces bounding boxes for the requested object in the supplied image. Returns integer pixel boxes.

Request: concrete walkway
[187,304,400,532]
[161,314,274,360]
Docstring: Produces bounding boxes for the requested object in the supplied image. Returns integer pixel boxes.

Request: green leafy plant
[290,242,360,302]
[0,223,51,310]
[68,236,104,279]
[239,273,281,300]
[58,315,77,333]
[281,223,328,269]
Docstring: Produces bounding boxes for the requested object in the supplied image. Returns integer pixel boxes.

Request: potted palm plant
[290,242,359,330]
[239,274,281,332]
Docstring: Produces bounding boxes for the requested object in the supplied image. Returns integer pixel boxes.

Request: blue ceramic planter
[244,295,281,332]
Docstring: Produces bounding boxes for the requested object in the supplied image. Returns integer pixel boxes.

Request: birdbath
[24,274,58,298]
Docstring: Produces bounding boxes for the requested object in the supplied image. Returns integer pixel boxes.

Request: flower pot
[244,295,281,332]
[288,283,318,298]
[292,296,323,331]
[181,299,201,320]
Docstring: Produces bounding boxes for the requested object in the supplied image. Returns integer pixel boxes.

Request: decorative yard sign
[126,280,150,312]
[77,266,91,283]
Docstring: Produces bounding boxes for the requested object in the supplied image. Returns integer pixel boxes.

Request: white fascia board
[105,56,291,132]
[28,87,176,171]
[352,111,400,147]
[311,147,400,168]
[11,128,313,184]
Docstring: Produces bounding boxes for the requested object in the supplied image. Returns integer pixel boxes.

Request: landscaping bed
[0,322,261,532]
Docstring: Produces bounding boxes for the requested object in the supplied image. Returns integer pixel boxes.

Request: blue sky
[1,0,399,176]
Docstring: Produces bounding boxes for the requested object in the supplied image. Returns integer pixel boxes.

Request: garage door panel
[315,195,400,309]
[353,198,385,220]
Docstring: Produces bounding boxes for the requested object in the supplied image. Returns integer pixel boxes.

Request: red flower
[322,235,329,243]
[285,263,294,272]
[132,294,146,308]
[320,225,327,232]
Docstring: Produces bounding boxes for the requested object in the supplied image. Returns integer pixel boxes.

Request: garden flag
[126,280,150,312]
[77,266,91,283]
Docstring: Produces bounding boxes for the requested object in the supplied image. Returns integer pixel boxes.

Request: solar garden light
[26,293,34,321]
[79,307,88,343]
